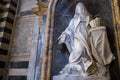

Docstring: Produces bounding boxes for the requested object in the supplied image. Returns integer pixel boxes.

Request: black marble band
[10,61,29,68]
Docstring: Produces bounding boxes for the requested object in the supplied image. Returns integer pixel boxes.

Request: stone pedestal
[53,75,110,80]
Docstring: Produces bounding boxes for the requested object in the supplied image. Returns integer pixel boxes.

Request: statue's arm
[58,19,74,45]
[64,19,74,35]
[58,19,74,53]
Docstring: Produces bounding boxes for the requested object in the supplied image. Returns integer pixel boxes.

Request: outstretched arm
[58,19,74,53]
[58,19,74,44]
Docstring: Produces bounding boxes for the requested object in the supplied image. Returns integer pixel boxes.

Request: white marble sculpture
[88,18,115,77]
[58,2,115,77]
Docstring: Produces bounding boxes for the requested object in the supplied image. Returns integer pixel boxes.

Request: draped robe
[59,14,94,74]
[88,27,114,65]
[58,2,114,76]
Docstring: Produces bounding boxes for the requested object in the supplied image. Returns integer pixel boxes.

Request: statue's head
[75,2,88,15]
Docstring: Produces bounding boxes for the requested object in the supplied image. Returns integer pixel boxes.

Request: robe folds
[88,27,115,65]
[58,15,95,74]
[59,20,114,75]
[58,2,114,76]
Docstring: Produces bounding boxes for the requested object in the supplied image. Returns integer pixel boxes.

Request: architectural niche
[39,0,120,80]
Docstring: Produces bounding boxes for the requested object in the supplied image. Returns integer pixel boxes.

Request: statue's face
[75,3,86,15]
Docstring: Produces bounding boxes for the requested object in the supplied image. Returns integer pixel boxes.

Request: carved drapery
[39,0,120,80]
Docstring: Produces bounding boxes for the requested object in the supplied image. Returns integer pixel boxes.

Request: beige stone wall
[7,0,44,80]
[8,15,40,80]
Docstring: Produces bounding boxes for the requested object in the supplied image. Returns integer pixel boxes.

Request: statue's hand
[58,34,67,44]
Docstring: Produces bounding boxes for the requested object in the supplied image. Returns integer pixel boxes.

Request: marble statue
[58,2,94,76]
[57,2,115,79]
